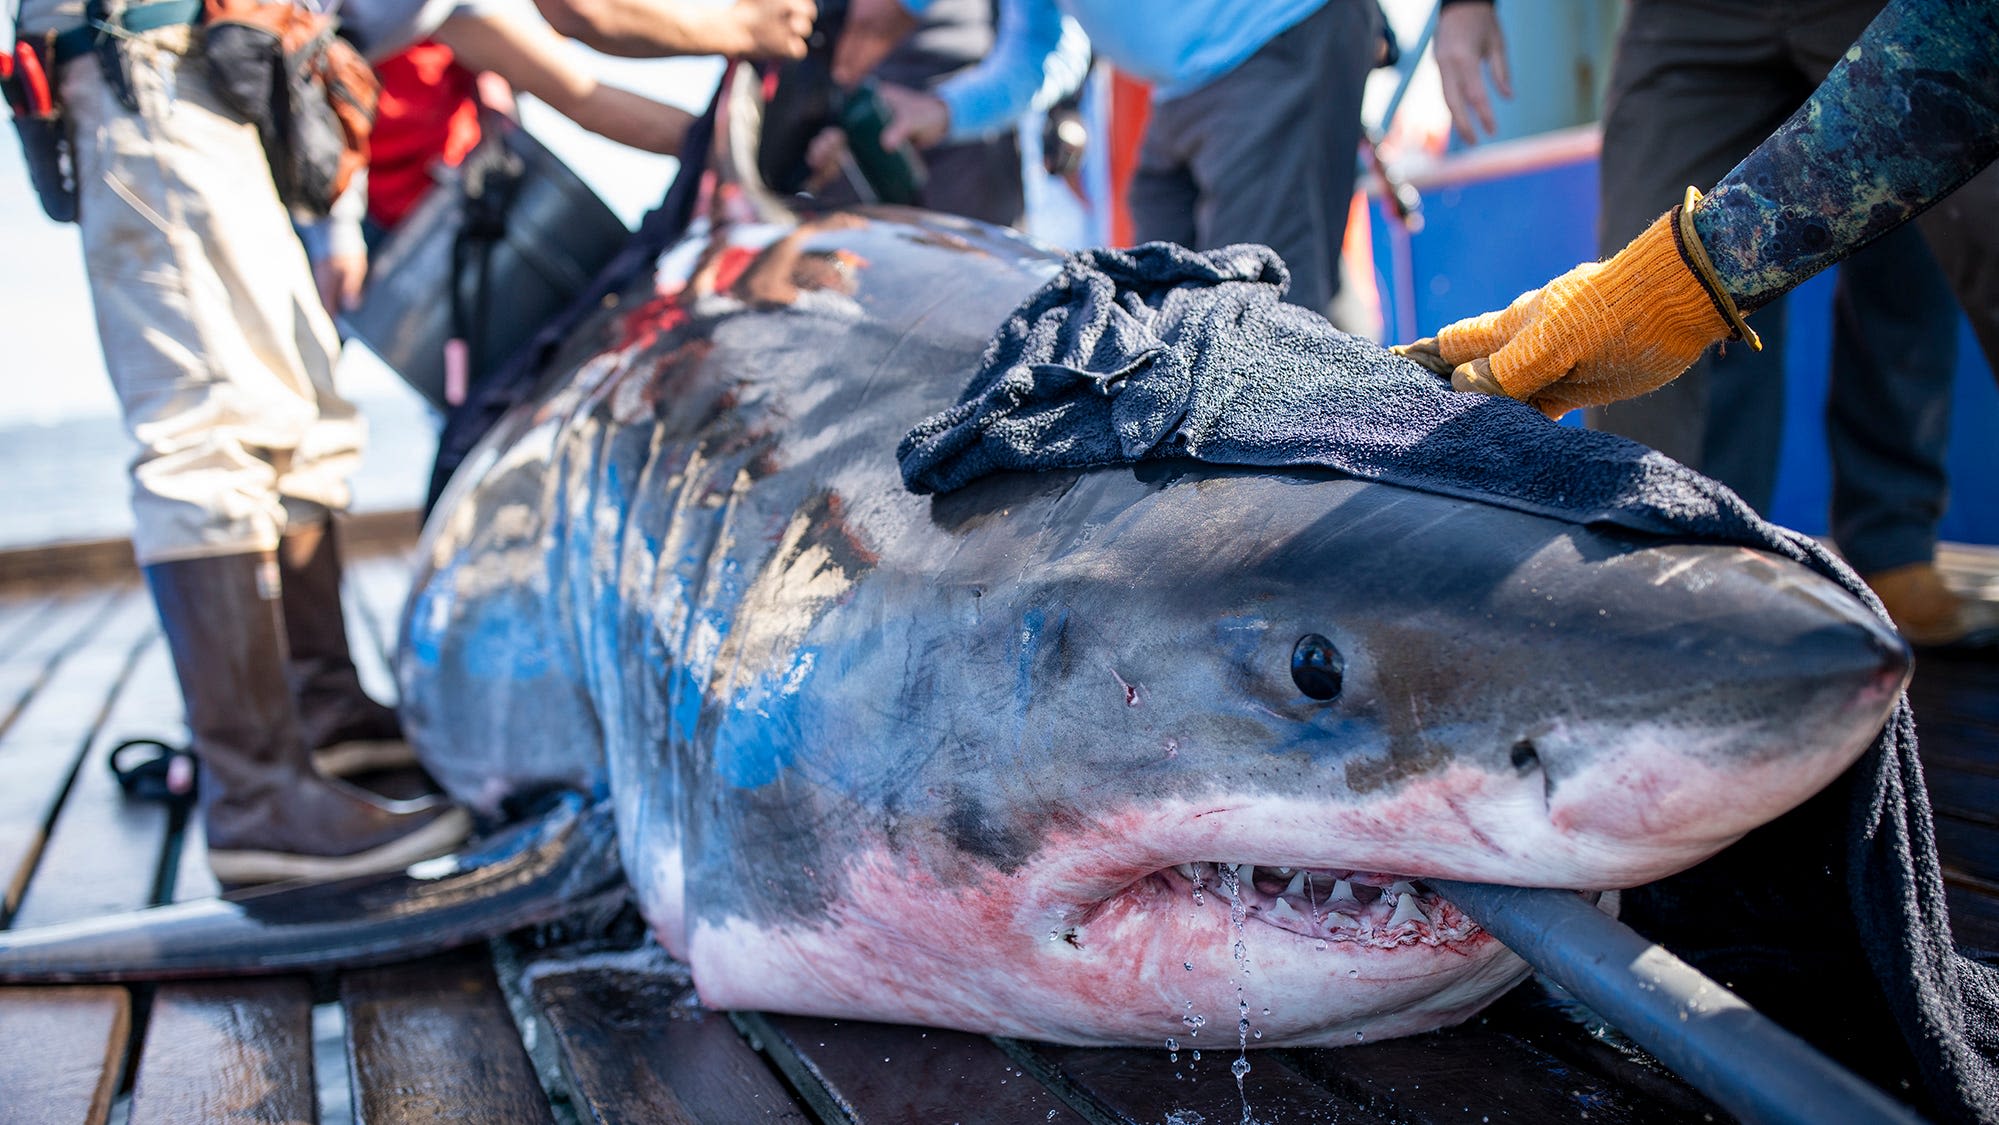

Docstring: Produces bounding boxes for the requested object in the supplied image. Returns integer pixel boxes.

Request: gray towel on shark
[898,242,1999,1124]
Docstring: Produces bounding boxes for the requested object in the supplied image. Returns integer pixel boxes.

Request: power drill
[833,79,926,206]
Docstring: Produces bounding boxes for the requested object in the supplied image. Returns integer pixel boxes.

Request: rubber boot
[1864,561,1999,650]
[277,521,418,777]
[145,551,471,885]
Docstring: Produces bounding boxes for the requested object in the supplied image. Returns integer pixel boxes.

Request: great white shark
[0,71,1910,1054]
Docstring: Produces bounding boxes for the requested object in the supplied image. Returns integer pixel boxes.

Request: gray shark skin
[395,186,1909,1048]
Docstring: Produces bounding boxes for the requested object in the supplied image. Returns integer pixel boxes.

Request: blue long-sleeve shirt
[908,0,1329,140]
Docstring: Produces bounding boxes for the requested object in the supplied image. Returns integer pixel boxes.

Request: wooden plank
[170,815,222,905]
[1012,1040,1394,1125]
[533,968,809,1124]
[344,551,418,690]
[11,631,185,928]
[1282,1000,1719,1124]
[1943,872,1999,955]
[1464,983,1727,1121]
[0,586,158,927]
[128,978,317,1125]
[0,588,66,660]
[0,585,124,748]
[1927,768,1999,830]
[343,949,555,1124]
[1938,818,1999,887]
[0,986,131,1125]
[1908,654,1999,754]
[740,1013,1087,1125]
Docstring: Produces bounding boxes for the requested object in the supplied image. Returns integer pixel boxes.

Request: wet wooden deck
[1,536,1994,1124]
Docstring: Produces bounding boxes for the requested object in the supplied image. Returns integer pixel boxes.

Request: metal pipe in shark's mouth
[1434,879,1926,1125]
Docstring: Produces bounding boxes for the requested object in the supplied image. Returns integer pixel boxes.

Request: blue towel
[900,242,1998,1123]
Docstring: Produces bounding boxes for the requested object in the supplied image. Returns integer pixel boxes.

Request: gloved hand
[1395,188,1760,419]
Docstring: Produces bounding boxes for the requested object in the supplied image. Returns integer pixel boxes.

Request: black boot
[145,551,470,885]
[276,520,418,776]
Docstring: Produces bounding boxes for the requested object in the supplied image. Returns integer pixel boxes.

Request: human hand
[727,0,816,60]
[876,82,947,151]
[1394,199,1755,419]
[805,125,850,191]
[313,251,368,316]
[1434,1,1511,146]
[831,0,918,86]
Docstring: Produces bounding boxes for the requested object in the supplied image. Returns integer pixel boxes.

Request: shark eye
[1290,634,1345,701]
[1510,739,1541,774]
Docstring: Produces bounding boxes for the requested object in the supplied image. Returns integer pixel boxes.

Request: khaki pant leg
[64,26,361,564]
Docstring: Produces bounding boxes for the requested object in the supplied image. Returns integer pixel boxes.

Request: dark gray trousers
[1589,0,1974,574]
[1128,0,1377,319]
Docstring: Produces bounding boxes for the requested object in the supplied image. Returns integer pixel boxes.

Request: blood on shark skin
[0,82,1909,1052]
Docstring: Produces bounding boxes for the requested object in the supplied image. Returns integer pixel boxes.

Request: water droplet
[1231,1057,1251,1080]
[1166,1037,1179,1052]
[1260,1007,1270,1015]
[1347,968,1358,978]
[1184,961,1194,971]
[1191,1049,1202,1060]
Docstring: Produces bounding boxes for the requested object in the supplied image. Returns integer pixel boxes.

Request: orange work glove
[1395,187,1760,419]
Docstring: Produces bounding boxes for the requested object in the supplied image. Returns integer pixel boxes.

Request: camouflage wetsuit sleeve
[1692,0,1999,314]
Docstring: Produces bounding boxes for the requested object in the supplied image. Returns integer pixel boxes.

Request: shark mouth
[1134,863,1484,950]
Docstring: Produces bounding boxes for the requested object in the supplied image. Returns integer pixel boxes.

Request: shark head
[662,464,1908,1047]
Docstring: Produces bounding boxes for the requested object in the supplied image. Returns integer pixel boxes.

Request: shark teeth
[1388,892,1430,928]
[1326,879,1360,912]
[1155,863,1481,949]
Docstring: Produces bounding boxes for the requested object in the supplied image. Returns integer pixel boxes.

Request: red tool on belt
[13,41,56,118]
[0,46,18,115]
[3,40,57,119]
[5,36,80,222]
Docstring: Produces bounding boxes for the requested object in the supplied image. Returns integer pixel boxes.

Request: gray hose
[1430,880,1927,1125]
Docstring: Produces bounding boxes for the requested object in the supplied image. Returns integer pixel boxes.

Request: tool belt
[3,0,202,223]
[202,0,378,218]
[3,0,376,224]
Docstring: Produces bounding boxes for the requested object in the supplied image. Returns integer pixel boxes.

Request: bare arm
[830,0,918,86]
[435,10,694,154]
[1432,0,1511,146]
[529,0,814,61]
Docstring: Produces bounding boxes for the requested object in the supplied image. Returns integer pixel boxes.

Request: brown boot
[1864,561,1999,649]
[277,521,419,777]
[145,551,471,886]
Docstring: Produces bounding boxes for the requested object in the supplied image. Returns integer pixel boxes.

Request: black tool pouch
[202,0,376,218]
[7,94,78,223]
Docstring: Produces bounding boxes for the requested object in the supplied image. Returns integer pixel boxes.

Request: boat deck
[1,536,1995,1124]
